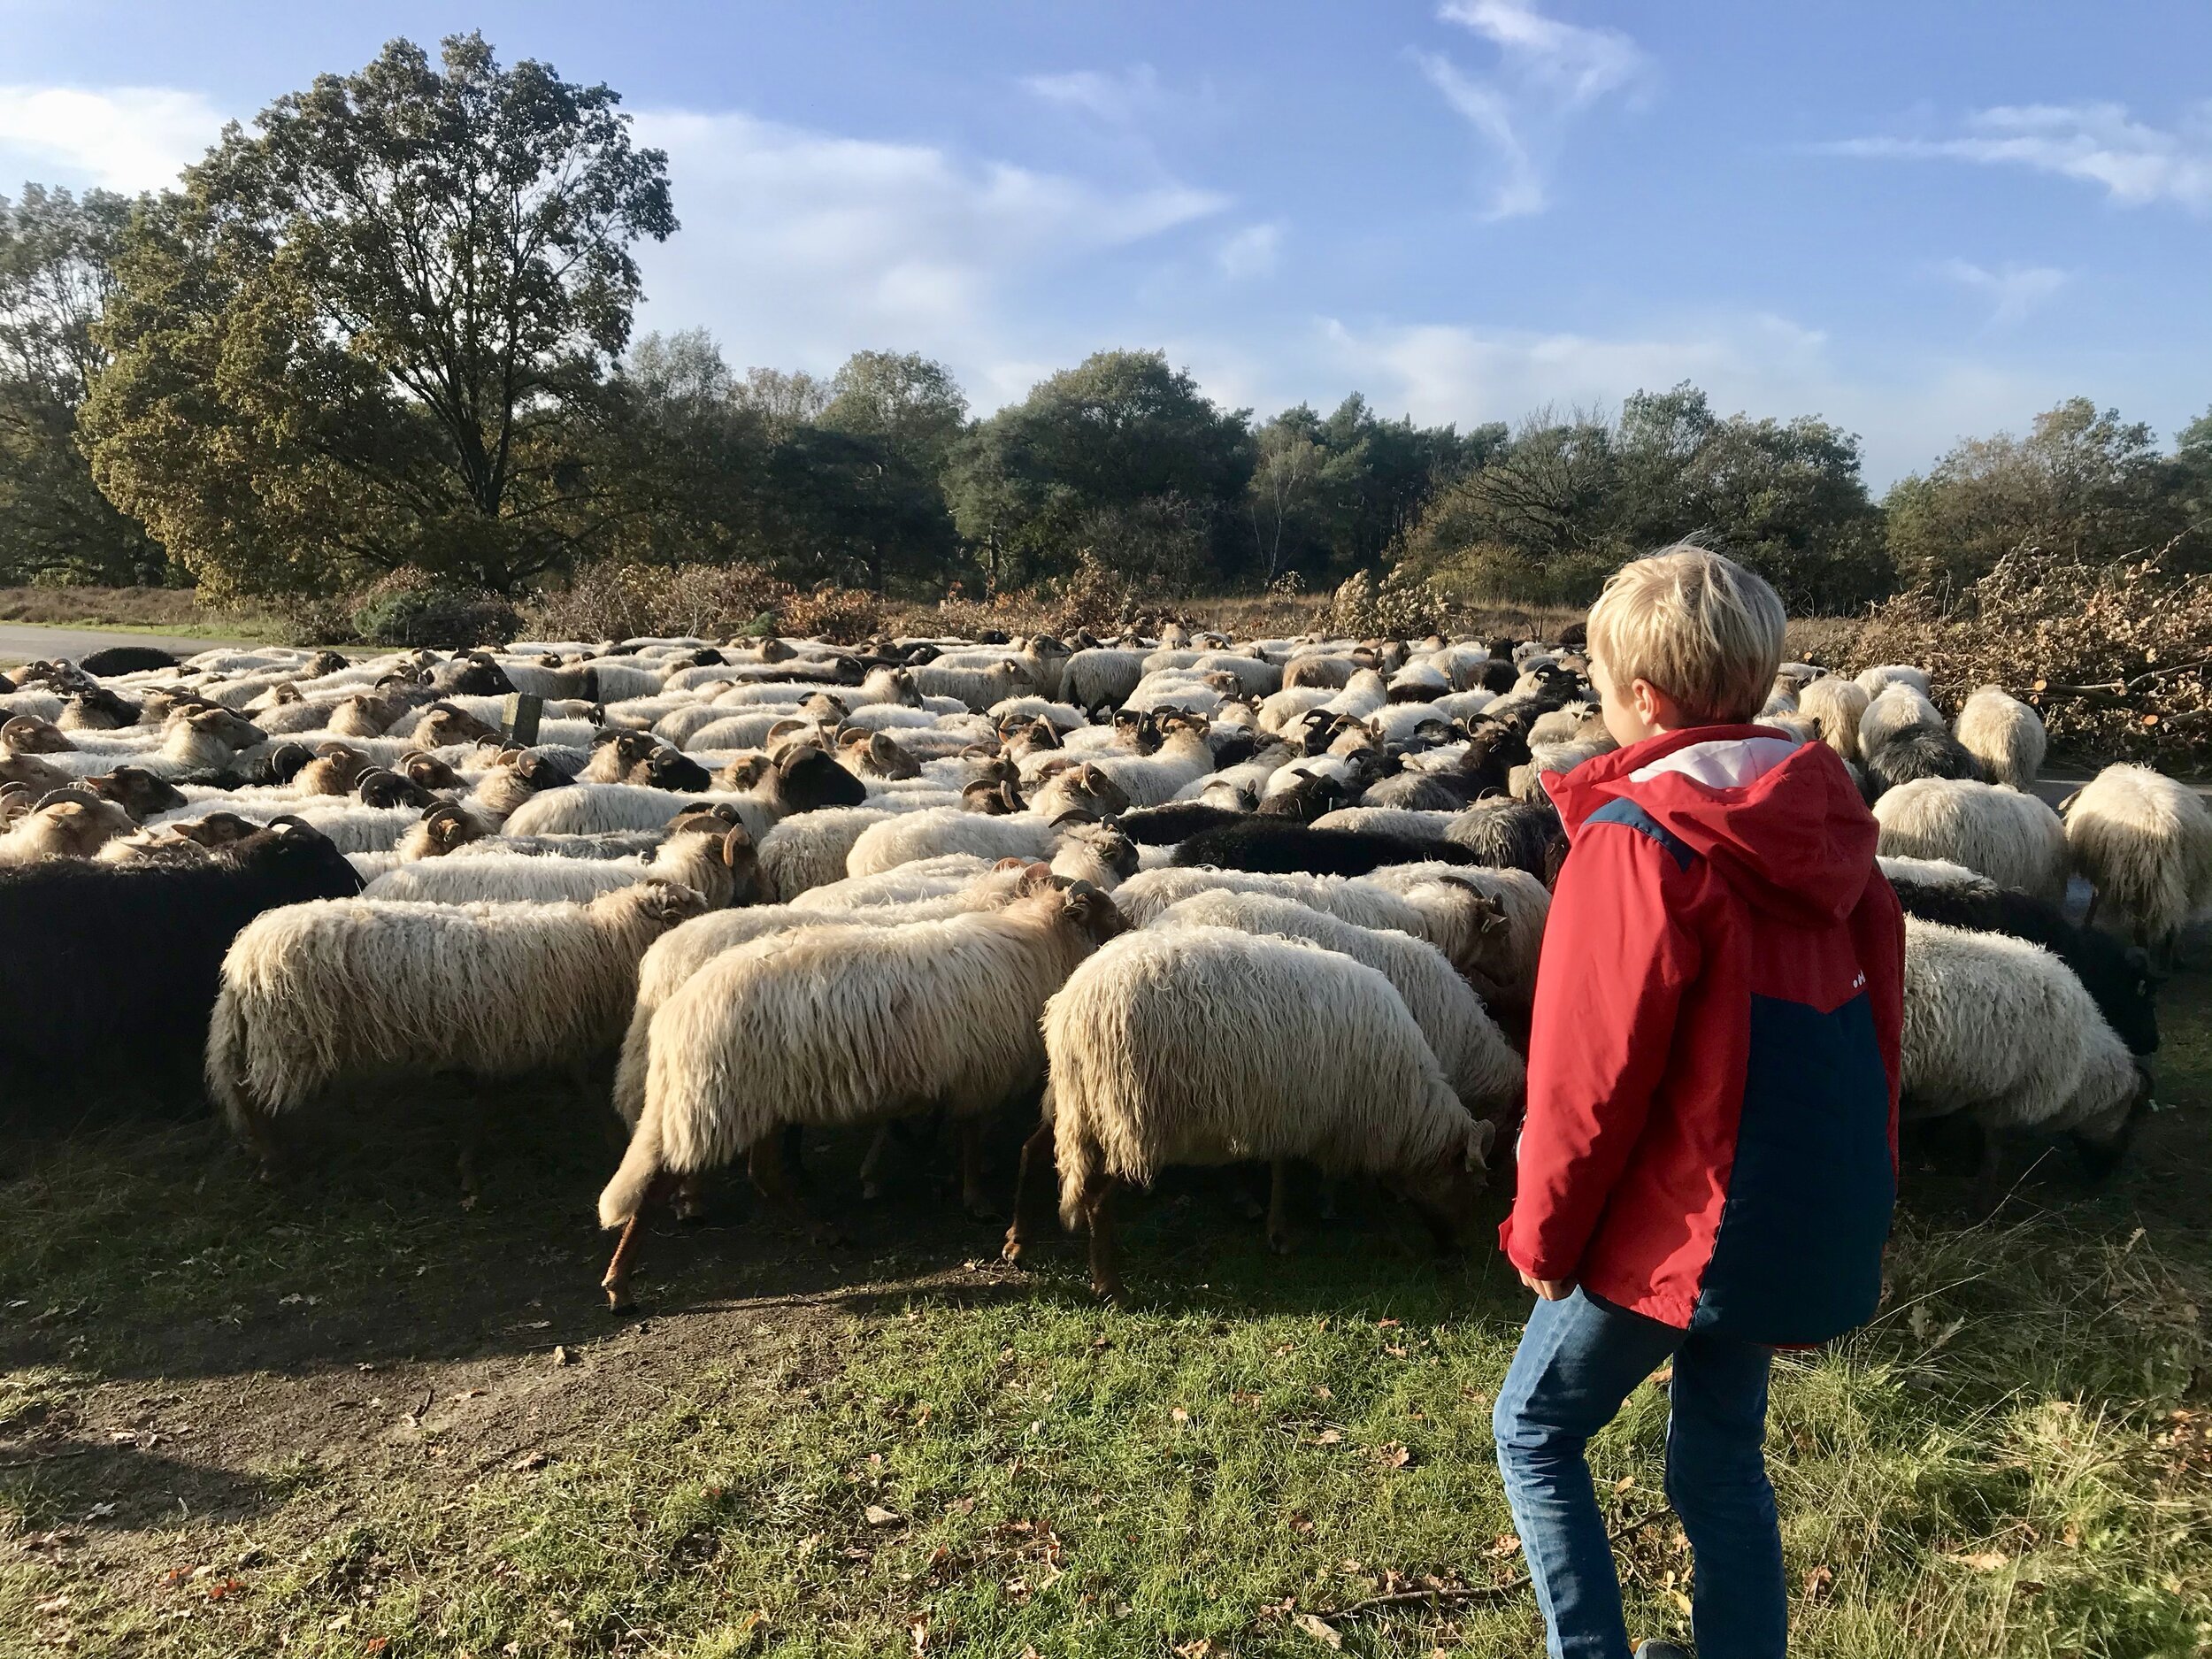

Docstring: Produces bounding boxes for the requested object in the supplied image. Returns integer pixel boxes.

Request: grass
[2,990,2208,1659]
[0,586,286,646]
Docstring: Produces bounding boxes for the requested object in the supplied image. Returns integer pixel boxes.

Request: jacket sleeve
[1502,819,1702,1281]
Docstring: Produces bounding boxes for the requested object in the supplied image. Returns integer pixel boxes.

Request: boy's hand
[1518,1269,1575,1302]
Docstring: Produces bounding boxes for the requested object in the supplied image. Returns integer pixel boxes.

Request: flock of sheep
[3,624,2208,1309]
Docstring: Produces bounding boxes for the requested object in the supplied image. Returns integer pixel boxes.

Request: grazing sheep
[209,879,710,1181]
[1153,890,1525,1117]
[1893,879,2159,1057]
[1022,926,1494,1299]
[1083,722,1217,809]
[596,875,1128,1306]
[364,818,757,909]
[1954,687,2046,789]
[1444,799,1561,879]
[1900,917,2150,1192]
[842,805,1118,878]
[503,781,777,842]
[1873,779,2069,904]
[0,819,363,1089]
[0,789,137,864]
[1797,676,1869,763]
[1063,649,1148,710]
[1170,816,1479,878]
[1856,664,1931,701]
[1857,687,1943,756]
[1877,855,1994,895]
[611,870,1033,1128]
[2062,764,2212,958]
[1859,726,1986,800]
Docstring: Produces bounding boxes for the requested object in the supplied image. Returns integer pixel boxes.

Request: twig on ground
[1311,1503,1672,1622]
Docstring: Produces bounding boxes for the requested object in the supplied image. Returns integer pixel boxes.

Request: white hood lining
[1627,735,1802,790]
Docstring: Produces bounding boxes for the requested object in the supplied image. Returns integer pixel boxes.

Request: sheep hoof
[808,1221,848,1249]
[963,1194,1002,1223]
[1001,1233,1027,1267]
[859,1179,885,1203]
[603,1279,634,1314]
[1092,1277,1129,1307]
[1267,1228,1294,1256]
[459,1191,479,1212]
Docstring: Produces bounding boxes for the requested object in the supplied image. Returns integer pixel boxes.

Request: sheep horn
[34,786,103,810]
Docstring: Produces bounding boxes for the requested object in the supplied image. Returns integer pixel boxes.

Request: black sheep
[1862,726,1985,800]
[1893,880,2160,1057]
[764,746,867,814]
[1447,798,1561,879]
[76,644,180,677]
[1115,802,1248,845]
[1171,816,1479,877]
[0,820,364,1103]
[639,746,713,793]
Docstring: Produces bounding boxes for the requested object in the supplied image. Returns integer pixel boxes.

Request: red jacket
[1501,726,1905,1344]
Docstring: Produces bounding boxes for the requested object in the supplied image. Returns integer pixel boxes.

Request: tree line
[1,33,2208,618]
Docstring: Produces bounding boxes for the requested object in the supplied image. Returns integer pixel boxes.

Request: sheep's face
[1397,1121,1497,1249]
[639,747,712,794]
[190,708,265,752]
[399,750,462,791]
[717,754,773,792]
[357,769,434,810]
[88,767,188,822]
[26,793,136,855]
[0,752,72,794]
[860,733,920,780]
[625,878,711,931]
[234,819,363,895]
[418,704,495,747]
[3,716,73,755]
[61,690,138,731]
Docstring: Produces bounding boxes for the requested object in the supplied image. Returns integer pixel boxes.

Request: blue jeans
[1494,1287,1786,1659]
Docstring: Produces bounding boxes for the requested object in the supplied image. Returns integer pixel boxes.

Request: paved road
[0,622,251,666]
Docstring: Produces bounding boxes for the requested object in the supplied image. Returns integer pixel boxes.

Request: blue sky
[3,0,2208,484]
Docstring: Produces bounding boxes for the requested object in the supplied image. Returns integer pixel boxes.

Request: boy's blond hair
[1586,546,1786,725]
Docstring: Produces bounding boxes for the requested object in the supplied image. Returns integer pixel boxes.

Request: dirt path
[0,623,250,666]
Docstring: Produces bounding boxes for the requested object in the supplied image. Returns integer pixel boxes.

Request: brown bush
[519,562,792,643]
[1824,545,2211,771]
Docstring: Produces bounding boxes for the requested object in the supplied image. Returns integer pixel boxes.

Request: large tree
[1883,397,2185,589]
[819,349,968,479]
[947,349,1253,588]
[80,33,674,598]
[0,185,167,584]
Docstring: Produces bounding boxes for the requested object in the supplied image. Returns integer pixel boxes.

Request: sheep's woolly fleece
[601,887,1110,1228]
[2063,763,2212,949]
[610,872,1030,1126]
[207,880,704,1125]
[1152,889,1524,1113]
[1043,925,1478,1226]
[1873,778,2069,904]
[1953,687,2047,790]
[1900,916,2138,1141]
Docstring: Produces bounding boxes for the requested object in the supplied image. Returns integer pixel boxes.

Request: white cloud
[630,108,1226,396]
[1418,1,1653,219]
[1302,311,2067,486]
[1936,259,2070,327]
[1216,220,1283,280]
[0,85,224,193]
[1437,0,1651,108]
[1828,103,2212,211]
[1020,65,1165,126]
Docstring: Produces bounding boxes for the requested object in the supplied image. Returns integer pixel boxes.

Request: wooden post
[501,692,543,747]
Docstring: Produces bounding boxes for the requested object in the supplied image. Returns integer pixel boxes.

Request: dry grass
[0,587,283,641]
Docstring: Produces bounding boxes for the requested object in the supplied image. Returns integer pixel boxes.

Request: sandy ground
[0,624,250,666]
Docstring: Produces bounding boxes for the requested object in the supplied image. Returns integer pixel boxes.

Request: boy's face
[1592,654,1668,748]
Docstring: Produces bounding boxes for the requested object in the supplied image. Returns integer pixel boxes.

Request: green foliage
[1406,387,1889,611]
[0,185,168,585]
[346,567,521,647]
[947,349,1256,588]
[78,33,675,599]
[1884,398,2192,590]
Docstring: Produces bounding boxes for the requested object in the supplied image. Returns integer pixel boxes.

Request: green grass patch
[4,983,2210,1657]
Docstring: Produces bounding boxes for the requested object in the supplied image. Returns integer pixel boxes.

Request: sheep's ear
[992,856,1029,872]
[1466,1118,1497,1172]
[1015,860,1056,893]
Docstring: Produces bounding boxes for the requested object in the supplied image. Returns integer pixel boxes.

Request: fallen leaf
[1803,1563,1835,1600]
[1951,1550,2009,1571]
[1486,1534,1523,1558]
[452,1389,488,1401]
[510,1450,549,1472]
[1375,1442,1414,1470]
[1170,1406,1189,1425]
[83,1502,117,1520]
[205,1578,244,1601]
[1648,1364,1673,1388]
[1315,1428,1342,1445]
[1385,1345,1409,1358]
[864,1504,902,1526]
[34,1595,69,1616]
[550,1345,575,1367]
[364,1640,389,1655]
[1294,1611,1343,1649]
[1668,1588,1694,1614]
[1377,1318,1401,1328]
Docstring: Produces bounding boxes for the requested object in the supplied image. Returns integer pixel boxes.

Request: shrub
[1332,563,1451,638]
[1838,544,2211,769]
[347,569,521,648]
[519,562,792,643]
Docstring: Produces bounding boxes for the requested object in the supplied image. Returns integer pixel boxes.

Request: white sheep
[2062,764,2212,958]
[595,875,1127,1306]
[1872,778,2069,903]
[1901,916,2147,1194]
[1026,926,1494,1299]
[207,879,710,1184]
[756,806,898,901]
[362,820,754,909]
[1856,664,1931,701]
[1798,676,1869,763]
[790,853,1002,911]
[1858,686,1944,754]
[503,782,777,842]
[1153,889,1524,1115]
[1954,687,2047,789]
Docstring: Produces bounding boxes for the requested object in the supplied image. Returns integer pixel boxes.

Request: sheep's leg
[749,1128,843,1248]
[858,1125,895,1202]
[1316,1171,1340,1222]
[1266,1160,1294,1255]
[1080,1174,1126,1306]
[601,1172,672,1313]
[956,1118,998,1221]
[234,1102,288,1183]
[453,1079,490,1209]
[1002,1120,1058,1265]
[782,1121,810,1190]
[1235,1164,1267,1223]
[1972,1125,2009,1218]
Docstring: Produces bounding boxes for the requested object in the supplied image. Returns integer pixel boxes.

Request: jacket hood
[1544,725,1879,927]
